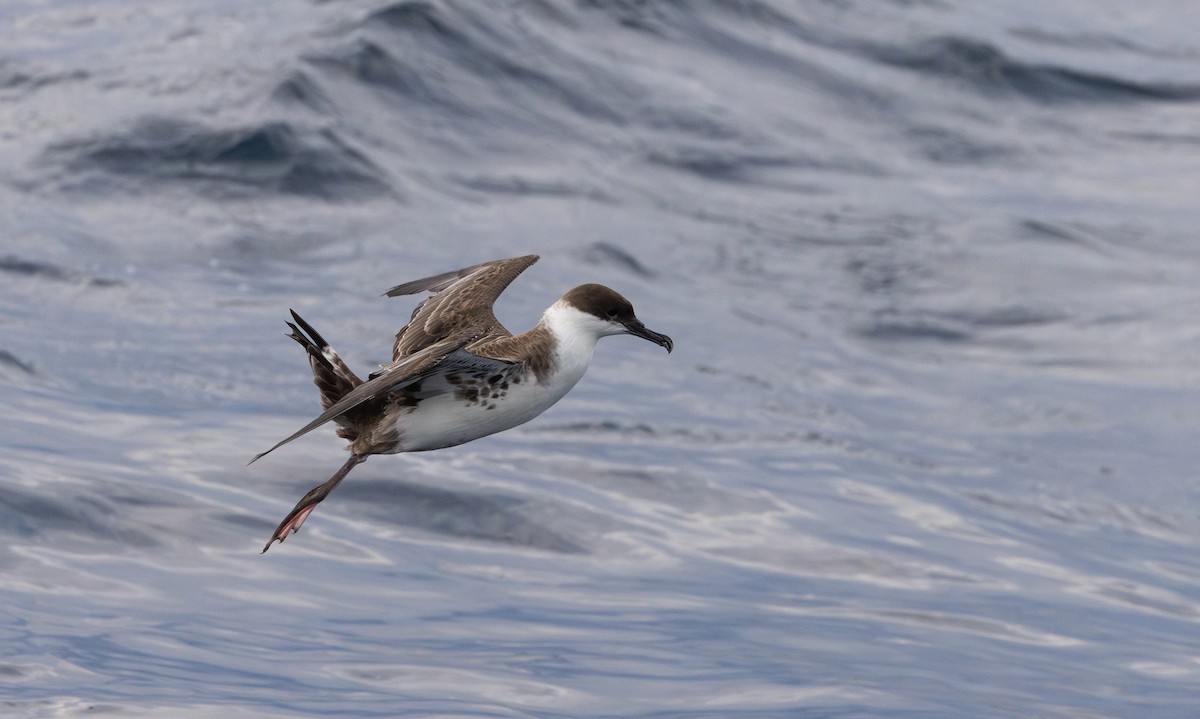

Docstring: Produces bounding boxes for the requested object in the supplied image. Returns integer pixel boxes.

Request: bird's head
[556,283,673,353]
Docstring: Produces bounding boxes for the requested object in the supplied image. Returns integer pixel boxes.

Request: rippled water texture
[2,1,1200,717]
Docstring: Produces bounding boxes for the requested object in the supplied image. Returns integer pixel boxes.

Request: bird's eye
[605,307,620,319]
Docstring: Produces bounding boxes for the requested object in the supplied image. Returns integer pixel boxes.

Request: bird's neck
[477,302,598,386]
[534,301,600,386]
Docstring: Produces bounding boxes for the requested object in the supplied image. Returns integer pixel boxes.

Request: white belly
[393,361,587,452]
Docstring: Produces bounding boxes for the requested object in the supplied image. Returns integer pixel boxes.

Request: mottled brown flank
[357,403,404,454]
[559,283,635,323]
[480,323,557,384]
[393,381,423,410]
[445,367,520,407]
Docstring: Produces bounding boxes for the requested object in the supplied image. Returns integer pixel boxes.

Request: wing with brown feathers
[385,255,539,360]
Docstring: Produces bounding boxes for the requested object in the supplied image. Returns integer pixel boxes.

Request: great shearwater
[252,254,673,552]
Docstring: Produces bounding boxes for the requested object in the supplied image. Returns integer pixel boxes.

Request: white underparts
[392,302,614,452]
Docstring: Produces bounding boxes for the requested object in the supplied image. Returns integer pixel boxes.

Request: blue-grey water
[3,1,1200,716]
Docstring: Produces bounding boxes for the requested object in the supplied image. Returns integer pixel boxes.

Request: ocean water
[2,1,1200,716]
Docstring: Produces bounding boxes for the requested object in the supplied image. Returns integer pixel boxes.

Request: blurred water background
[2,1,1200,716]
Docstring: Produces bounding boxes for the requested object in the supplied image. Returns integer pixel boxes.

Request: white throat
[540,301,609,390]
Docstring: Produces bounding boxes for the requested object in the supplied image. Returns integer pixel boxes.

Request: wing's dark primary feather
[387,255,539,360]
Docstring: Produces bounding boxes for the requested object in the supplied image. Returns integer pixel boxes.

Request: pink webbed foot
[261,454,365,553]
[263,503,320,552]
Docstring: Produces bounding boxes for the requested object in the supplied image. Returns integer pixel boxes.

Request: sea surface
[2,1,1200,717]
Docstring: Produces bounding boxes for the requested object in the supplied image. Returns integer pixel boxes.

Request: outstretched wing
[386,255,539,360]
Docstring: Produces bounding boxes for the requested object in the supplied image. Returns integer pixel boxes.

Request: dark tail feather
[289,309,332,354]
[286,309,363,410]
[286,321,333,372]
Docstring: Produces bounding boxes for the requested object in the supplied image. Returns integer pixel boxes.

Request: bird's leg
[262,454,366,553]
